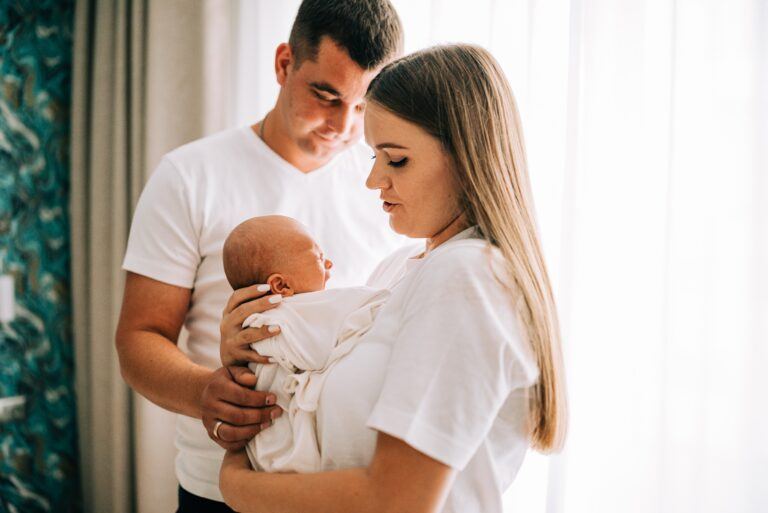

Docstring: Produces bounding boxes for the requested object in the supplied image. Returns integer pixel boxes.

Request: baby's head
[223,215,333,296]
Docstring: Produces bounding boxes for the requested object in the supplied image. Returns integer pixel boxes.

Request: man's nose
[328,104,355,136]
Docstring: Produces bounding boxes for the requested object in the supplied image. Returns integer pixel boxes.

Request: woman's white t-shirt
[316,229,540,513]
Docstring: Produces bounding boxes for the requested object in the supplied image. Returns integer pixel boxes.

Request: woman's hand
[220,283,282,367]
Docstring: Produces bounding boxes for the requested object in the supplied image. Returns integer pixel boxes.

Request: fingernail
[261,421,272,430]
[257,284,271,292]
[267,357,276,364]
[271,409,282,420]
[266,395,276,405]
[268,325,280,333]
[268,295,282,304]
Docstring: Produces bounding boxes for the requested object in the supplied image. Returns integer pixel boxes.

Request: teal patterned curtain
[0,1,79,512]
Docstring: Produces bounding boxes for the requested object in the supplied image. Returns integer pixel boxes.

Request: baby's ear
[266,273,294,297]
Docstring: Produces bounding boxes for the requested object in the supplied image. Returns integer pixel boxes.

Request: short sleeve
[366,243,538,470]
[122,157,201,288]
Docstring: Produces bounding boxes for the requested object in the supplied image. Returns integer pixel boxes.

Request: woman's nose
[365,162,385,190]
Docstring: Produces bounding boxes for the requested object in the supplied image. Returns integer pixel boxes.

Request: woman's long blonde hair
[367,44,567,452]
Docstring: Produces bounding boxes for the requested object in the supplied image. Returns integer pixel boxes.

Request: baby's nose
[324,259,333,270]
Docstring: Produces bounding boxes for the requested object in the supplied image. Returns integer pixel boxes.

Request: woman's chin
[389,219,421,240]
[389,217,407,235]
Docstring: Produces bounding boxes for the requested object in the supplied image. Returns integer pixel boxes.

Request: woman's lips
[383,201,399,213]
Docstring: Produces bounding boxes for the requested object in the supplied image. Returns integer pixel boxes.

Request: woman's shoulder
[427,236,495,261]
[417,236,508,288]
[396,235,540,389]
[394,236,522,323]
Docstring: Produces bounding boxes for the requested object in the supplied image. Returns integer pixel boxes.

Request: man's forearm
[117,329,211,418]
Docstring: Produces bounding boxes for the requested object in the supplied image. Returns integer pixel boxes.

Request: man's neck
[252,110,331,174]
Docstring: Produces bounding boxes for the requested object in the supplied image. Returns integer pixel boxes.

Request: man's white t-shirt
[316,228,539,513]
[122,126,404,501]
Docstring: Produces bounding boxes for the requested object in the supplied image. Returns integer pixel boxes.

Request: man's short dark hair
[288,0,403,70]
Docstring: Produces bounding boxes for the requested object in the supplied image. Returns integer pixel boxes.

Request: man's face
[275,36,382,161]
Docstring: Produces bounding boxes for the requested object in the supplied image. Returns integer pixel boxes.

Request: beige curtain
[70,0,234,511]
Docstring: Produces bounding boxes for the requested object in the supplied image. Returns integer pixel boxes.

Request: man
[115,1,404,511]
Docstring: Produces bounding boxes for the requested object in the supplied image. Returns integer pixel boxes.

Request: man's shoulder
[164,126,251,169]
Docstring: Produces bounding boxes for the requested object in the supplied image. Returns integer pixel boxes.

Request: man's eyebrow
[375,143,409,150]
[309,81,341,97]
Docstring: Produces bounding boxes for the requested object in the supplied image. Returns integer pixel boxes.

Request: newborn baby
[222,215,389,473]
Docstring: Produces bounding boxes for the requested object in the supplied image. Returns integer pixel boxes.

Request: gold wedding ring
[213,420,224,441]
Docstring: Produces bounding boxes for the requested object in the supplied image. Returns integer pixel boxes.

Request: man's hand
[201,366,283,450]
[220,284,283,366]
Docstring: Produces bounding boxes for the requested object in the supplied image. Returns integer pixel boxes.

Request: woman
[219,44,567,513]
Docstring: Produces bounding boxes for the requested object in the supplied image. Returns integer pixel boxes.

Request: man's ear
[266,273,294,297]
[275,43,293,86]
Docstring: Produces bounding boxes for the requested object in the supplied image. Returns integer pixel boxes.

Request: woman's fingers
[220,306,282,367]
[221,326,279,366]
[237,326,281,348]
[229,294,283,327]
[223,283,272,316]
[219,294,281,341]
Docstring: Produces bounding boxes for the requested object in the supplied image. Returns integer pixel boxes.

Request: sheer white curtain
[232,1,768,512]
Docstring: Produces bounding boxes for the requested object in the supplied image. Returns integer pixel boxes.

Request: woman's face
[364,102,463,241]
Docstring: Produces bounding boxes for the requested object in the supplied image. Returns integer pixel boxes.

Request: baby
[222,215,389,473]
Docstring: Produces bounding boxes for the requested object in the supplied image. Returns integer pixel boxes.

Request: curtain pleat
[71,1,233,510]
[71,0,146,511]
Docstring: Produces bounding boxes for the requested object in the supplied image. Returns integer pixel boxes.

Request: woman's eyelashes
[370,154,409,168]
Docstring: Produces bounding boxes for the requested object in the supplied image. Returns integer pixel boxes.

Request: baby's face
[283,237,333,293]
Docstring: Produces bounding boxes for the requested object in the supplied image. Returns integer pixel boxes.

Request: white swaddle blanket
[243,286,389,473]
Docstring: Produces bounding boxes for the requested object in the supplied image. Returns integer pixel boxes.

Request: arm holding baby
[220,215,390,474]
[220,215,334,368]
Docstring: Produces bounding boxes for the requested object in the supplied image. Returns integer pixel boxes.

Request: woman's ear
[267,273,294,297]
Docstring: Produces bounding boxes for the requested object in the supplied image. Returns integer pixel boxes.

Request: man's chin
[298,137,345,160]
